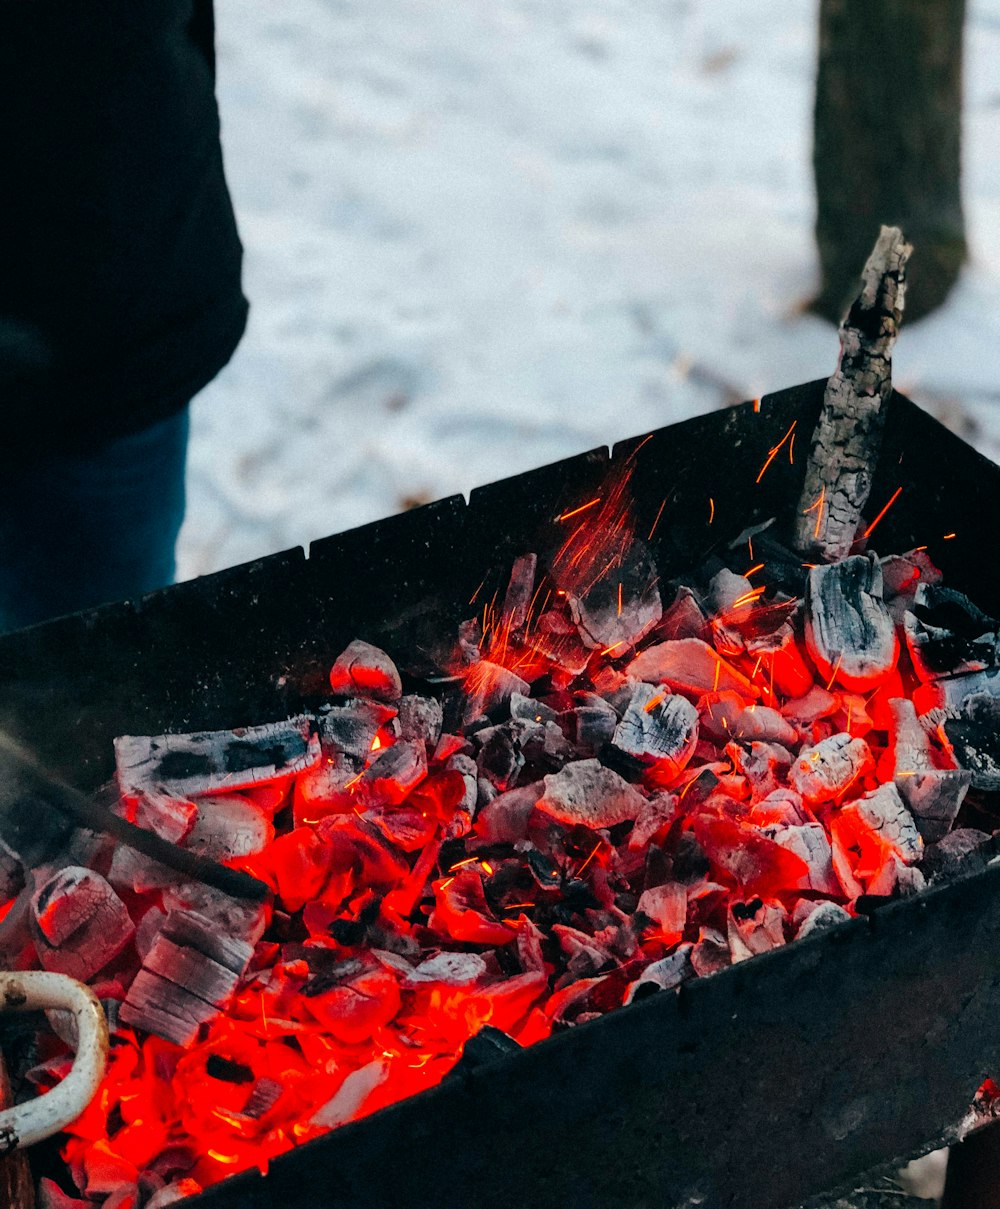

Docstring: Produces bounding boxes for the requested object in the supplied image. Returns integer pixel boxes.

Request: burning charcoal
[701,693,797,747]
[429,868,515,945]
[463,661,531,723]
[501,553,538,629]
[795,901,851,940]
[789,733,873,804]
[726,742,788,801]
[568,539,662,652]
[161,881,268,948]
[636,882,687,940]
[397,694,444,750]
[300,958,402,1043]
[624,945,693,1003]
[727,899,787,962]
[403,951,487,986]
[537,759,645,829]
[804,554,897,692]
[781,685,838,728]
[708,568,754,616]
[626,638,759,700]
[531,610,593,678]
[184,793,273,862]
[940,693,1000,790]
[360,739,427,806]
[745,616,815,700]
[320,698,396,760]
[751,788,810,827]
[120,910,253,1047]
[846,782,923,863]
[628,792,678,851]
[292,755,364,826]
[690,926,730,977]
[510,692,558,725]
[890,698,971,841]
[31,867,134,982]
[553,924,614,979]
[309,1058,390,1130]
[658,586,710,642]
[921,829,992,882]
[474,784,541,844]
[766,824,840,895]
[115,716,321,799]
[904,582,997,681]
[881,549,942,599]
[611,683,699,776]
[130,789,197,844]
[329,640,402,702]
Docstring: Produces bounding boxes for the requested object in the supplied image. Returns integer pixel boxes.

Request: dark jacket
[0,0,248,453]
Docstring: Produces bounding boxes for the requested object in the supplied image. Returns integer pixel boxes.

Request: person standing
[0,0,247,631]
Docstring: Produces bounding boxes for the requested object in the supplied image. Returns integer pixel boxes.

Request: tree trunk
[812,0,966,324]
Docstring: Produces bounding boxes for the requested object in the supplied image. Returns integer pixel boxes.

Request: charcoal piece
[745,617,815,700]
[120,910,252,1046]
[115,716,321,799]
[473,784,542,844]
[463,661,531,723]
[184,794,273,862]
[626,638,759,699]
[767,824,840,895]
[727,742,788,801]
[501,554,538,629]
[904,582,998,681]
[753,788,810,826]
[636,882,687,935]
[708,568,754,615]
[397,695,444,749]
[568,538,662,652]
[921,829,992,881]
[611,683,698,775]
[881,549,942,598]
[320,699,396,760]
[476,725,526,792]
[31,867,134,982]
[658,586,710,642]
[161,881,268,948]
[404,952,487,987]
[795,901,852,940]
[728,899,787,963]
[789,733,873,804]
[309,1059,390,1130]
[243,1077,284,1119]
[510,693,559,726]
[942,693,1000,790]
[690,927,730,977]
[360,740,428,807]
[628,793,679,851]
[329,640,402,702]
[792,226,910,560]
[571,694,620,755]
[130,790,197,844]
[451,1025,522,1074]
[890,698,971,841]
[625,944,694,1003]
[701,694,797,747]
[852,783,923,863]
[531,611,592,677]
[537,759,645,829]
[804,555,897,692]
[781,686,838,727]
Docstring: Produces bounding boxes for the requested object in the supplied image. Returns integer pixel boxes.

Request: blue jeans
[0,410,190,632]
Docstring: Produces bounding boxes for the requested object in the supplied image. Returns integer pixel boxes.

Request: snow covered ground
[178,0,1000,580]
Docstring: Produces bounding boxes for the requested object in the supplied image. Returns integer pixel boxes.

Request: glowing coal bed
[12,458,1000,1209]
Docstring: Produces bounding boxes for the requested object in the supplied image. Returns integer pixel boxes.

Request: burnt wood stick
[0,1051,33,1209]
[793,225,912,561]
[0,734,270,903]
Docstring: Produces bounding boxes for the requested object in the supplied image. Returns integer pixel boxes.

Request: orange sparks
[803,485,825,539]
[943,532,956,540]
[788,432,795,464]
[617,582,623,617]
[600,641,626,656]
[577,842,602,876]
[731,586,766,610]
[469,577,486,605]
[755,420,797,484]
[643,692,667,713]
[708,497,715,524]
[505,902,534,911]
[481,861,494,875]
[712,655,722,692]
[753,397,761,413]
[745,562,764,578]
[862,486,903,540]
[824,652,843,691]
[556,497,602,522]
[748,535,754,561]
[648,498,667,541]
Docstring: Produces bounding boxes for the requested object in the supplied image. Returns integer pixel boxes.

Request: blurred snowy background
[178,0,1000,581]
